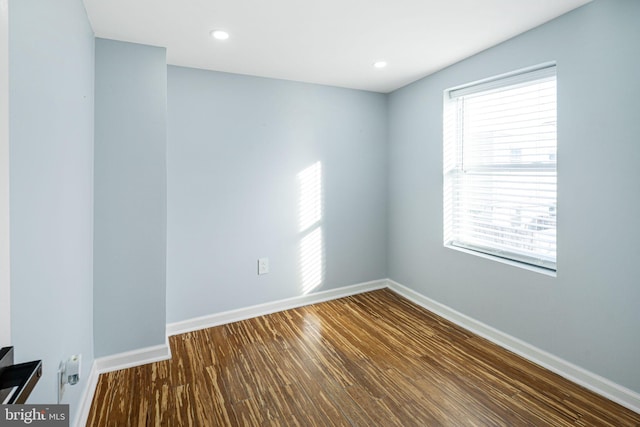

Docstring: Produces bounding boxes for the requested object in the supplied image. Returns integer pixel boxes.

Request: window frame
[443,63,557,274]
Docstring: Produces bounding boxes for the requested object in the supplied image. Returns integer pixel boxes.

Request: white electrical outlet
[258,257,269,275]
[57,354,82,403]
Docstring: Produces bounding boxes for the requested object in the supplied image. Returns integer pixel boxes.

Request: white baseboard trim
[167,279,387,336]
[74,360,99,427]
[386,279,640,415]
[94,340,172,375]
[74,341,172,426]
[73,343,171,427]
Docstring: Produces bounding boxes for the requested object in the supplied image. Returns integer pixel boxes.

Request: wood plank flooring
[87,289,640,426]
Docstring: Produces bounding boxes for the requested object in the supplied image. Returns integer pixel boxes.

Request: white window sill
[445,244,557,278]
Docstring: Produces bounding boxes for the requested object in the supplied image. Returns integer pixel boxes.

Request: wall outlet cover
[258,258,269,275]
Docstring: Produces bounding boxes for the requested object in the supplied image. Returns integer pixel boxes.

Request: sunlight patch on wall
[297,161,324,295]
[298,161,323,232]
[300,228,323,295]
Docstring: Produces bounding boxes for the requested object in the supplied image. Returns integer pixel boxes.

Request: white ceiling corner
[82,0,592,93]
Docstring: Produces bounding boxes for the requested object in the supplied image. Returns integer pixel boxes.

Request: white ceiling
[83,0,591,93]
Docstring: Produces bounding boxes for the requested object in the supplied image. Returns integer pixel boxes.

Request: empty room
[1,0,639,425]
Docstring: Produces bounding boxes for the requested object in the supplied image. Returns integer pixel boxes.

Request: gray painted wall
[7,0,638,417]
[9,0,94,420]
[94,39,167,356]
[388,0,640,393]
[166,66,387,323]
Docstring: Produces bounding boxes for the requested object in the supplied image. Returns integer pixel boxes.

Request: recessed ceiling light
[373,61,388,69]
[210,30,230,40]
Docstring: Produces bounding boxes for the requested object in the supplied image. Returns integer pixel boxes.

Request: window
[443,64,557,271]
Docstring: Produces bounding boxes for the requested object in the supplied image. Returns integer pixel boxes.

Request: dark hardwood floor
[87,289,640,426]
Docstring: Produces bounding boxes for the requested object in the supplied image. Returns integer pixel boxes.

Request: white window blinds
[444,64,557,271]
